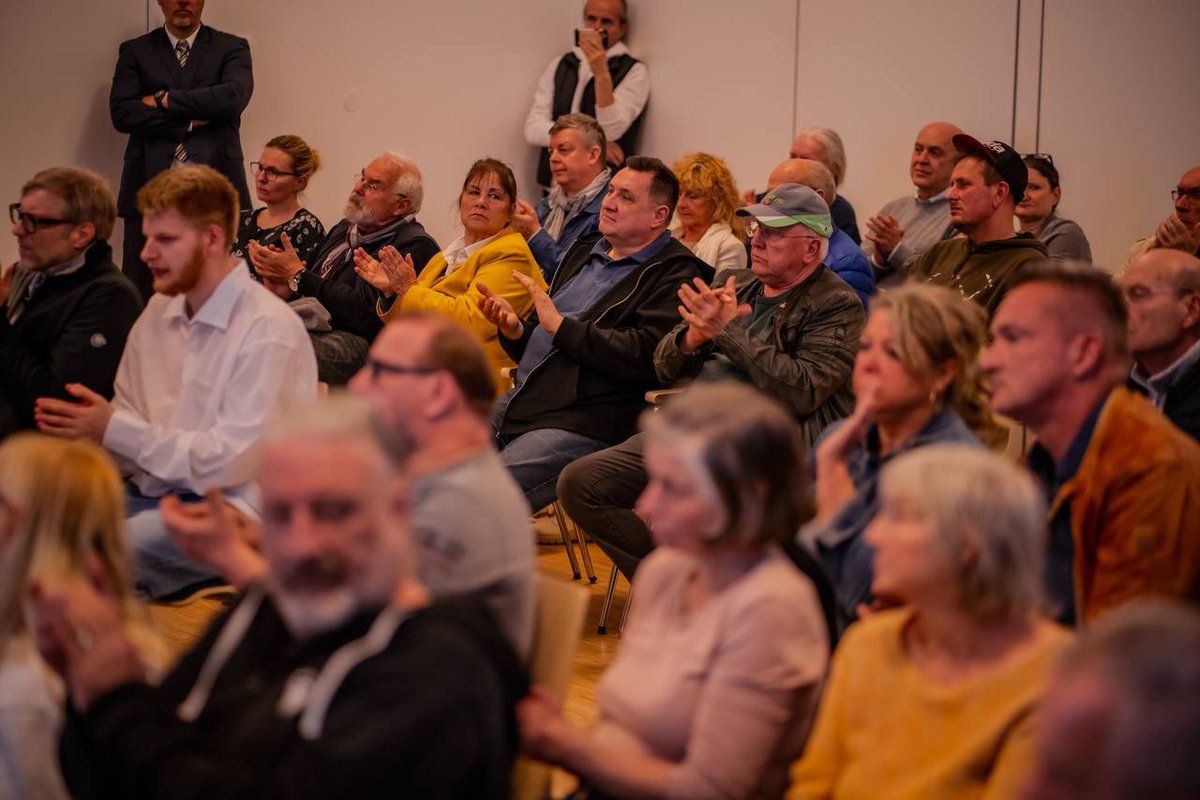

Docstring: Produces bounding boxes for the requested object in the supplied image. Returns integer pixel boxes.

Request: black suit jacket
[110,25,253,217]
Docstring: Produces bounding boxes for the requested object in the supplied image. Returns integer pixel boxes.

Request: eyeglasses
[9,203,77,234]
[250,162,297,181]
[1171,187,1200,203]
[1025,152,1055,165]
[362,357,440,380]
[354,171,389,195]
[745,219,820,243]
[1122,285,1189,304]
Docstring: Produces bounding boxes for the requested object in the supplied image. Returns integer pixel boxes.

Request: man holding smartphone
[523,0,649,191]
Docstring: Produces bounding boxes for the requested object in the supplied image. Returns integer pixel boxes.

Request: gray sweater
[862,190,955,286]
[1035,211,1092,264]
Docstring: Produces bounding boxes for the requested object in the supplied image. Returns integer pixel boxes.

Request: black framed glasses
[1171,187,1200,203]
[362,357,440,380]
[250,162,297,181]
[1025,152,1055,165]
[9,203,77,234]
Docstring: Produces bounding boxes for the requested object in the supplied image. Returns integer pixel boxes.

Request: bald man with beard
[863,122,962,286]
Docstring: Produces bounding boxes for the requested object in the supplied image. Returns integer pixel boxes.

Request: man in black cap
[908,135,1047,314]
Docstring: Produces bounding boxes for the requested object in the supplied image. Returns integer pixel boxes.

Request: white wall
[0,0,1195,267]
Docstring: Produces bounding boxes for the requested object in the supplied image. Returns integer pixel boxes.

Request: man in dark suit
[110,0,252,299]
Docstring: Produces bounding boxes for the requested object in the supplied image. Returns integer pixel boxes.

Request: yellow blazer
[379,228,547,388]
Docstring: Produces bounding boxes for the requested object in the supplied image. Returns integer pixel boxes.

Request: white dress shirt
[103,263,317,505]
[523,42,650,148]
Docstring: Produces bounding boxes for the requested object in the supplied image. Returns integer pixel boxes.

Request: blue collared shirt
[516,231,672,384]
[1027,397,1106,625]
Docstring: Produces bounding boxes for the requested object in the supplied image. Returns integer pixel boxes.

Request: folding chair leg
[551,502,581,580]
[597,566,618,635]
[571,520,597,583]
[618,580,635,634]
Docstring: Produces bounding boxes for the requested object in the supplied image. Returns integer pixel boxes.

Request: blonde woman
[802,284,996,625]
[671,152,748,272]
[0,434,165,799]
[239,134,327,272]
[791,445,1071,799]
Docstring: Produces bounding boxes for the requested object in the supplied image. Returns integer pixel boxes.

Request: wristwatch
[154,89,168,109]
[288,268,307,294]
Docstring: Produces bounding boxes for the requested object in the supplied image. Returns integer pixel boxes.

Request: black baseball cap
[952,134,1028,203]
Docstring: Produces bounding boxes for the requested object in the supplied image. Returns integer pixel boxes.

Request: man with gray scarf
[249,152,439,384]
[1,166,142,437]
[512,114,610,280]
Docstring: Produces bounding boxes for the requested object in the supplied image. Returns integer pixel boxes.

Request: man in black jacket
[479,156,711,513]
[249,152,439,384]
[32,395,525,800]
[111,0,253,299]
[1,167,142,438]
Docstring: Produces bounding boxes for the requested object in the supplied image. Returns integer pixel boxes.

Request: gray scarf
[6,249,88,324]
[315,214,413,279]
[543,168,610,241]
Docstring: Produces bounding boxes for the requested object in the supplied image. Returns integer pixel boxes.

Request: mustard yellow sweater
[379,229,546,389]
[789,609,1071,800]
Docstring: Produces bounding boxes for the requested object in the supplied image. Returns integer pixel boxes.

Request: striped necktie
[172,40,190,165]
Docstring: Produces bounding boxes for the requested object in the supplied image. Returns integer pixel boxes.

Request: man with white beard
[247,151,440,383]
[30,394,526,799]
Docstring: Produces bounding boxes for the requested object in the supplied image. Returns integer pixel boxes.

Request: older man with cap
[908,135,1047,314]
[557,183,864,580]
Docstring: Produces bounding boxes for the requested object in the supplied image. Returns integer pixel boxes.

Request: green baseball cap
[736,183,834,237]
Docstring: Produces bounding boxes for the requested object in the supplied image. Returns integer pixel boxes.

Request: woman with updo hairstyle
[1015,154,1092,263]
[521,382,829,799]
[355,157,546,388]
[0,434,166,799]
[238,134,327,270]
[802,283,998,626]
[790,445,1072,799]
[670,152,748,272]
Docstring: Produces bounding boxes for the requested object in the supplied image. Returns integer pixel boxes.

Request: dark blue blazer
[110,25,253,217]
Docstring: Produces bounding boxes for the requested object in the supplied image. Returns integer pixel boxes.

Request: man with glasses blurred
[1,167,142,437]
[111,0,254,300]
[1118,248,1200,440]
[1134,165,1200,258]
[248,152,439,384]
[558,183,864,581]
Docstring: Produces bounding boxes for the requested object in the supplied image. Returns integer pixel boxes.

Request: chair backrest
[512,574,590,800]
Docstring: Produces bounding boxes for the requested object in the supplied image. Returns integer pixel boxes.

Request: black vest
[536,52,646,188]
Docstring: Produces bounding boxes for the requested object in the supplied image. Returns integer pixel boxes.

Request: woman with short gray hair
[790,444,1072,799]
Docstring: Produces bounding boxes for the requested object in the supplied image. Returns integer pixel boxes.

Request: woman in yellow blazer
[354,157,546,388]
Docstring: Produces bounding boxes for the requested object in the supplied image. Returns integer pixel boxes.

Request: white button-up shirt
[104,264,317,506]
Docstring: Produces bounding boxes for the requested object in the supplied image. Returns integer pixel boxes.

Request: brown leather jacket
[1053,387,1200,622]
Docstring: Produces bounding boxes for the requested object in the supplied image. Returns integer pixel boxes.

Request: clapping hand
[247,233,303,282]
[678,275,751,353]
[1155,213,1200,253]
[477,282,525,340]
[161,489,267,589]
[864,214,905,264]
[510,270,563,335]
[354,245,416,297]
[34,383,114,443]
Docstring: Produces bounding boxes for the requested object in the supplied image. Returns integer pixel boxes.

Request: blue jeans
[493,388,608,512]
[125,487,221,600]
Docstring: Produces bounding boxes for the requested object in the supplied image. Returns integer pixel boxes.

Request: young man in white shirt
[35,165,317,599]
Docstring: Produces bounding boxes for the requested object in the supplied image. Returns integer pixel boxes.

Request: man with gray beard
[249,152,440,383]
[30,394,526,799]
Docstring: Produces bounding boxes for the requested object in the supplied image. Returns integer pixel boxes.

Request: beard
[344,195,380,228]
[154,243,206,296]
[269,549,396,640]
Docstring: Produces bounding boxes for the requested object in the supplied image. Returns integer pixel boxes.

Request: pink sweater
[595,546,829,799]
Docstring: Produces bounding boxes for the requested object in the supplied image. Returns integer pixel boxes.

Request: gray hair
[797,126,848,186]
[262,392,411,470]
[1055,601,1200,799]
[550,113,608,152]
[878,444,1045,622]
[379,151,424,213]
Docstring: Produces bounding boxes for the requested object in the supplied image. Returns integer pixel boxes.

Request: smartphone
[574,28,609,50]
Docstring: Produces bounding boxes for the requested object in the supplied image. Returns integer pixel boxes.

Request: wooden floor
[149,514,628,797]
